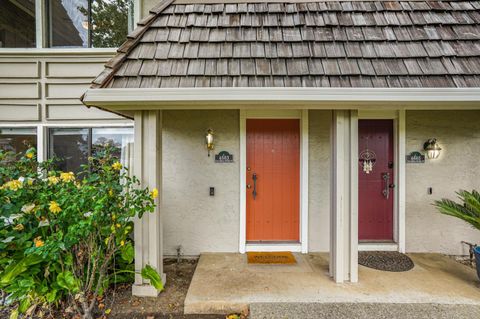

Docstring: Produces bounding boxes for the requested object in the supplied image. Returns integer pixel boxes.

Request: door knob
[247,184,252,189]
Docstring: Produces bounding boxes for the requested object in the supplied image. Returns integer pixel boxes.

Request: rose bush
[0,147,162,319]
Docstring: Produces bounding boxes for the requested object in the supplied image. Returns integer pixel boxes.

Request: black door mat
[358,251,414,272]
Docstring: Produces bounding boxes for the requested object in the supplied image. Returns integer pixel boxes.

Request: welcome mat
[247,252,296,264]
[358,251,414,272]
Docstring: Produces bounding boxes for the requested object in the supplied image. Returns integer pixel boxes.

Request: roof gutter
[82,87,480,110]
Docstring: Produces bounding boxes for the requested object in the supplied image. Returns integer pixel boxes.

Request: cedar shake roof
[91,0,480,88]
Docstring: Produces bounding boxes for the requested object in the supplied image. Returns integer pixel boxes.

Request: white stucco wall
[308,110,332,252]
[405,110,480,255]
[162,110,240,256]
[162,110,332,256]
[162,109,480,256]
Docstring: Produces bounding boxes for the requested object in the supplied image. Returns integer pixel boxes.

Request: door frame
[239,109,309,253]
[357,110,406,253]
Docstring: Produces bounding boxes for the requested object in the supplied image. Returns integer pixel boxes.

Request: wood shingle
[94,0,480,88]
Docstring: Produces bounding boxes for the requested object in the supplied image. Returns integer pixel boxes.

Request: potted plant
[434,190,480,280]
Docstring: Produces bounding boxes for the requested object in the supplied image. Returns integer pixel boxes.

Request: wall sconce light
[205,129,215,157]
[423,138,442,159]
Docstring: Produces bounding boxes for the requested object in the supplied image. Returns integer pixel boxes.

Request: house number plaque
[406,151,425,163]
[215,151,234,163]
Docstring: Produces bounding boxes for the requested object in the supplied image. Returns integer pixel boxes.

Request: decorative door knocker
[359,149,376,174]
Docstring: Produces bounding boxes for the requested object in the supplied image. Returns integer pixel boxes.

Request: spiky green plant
[434,190,480,230]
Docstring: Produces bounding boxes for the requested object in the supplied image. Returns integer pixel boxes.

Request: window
[47,0,130,48]
[92,127,134,167]
[0,127,37,153]
[0,0,36,48]
[49,127,133,173]
[49,128,89,173]
[0,0,131,48]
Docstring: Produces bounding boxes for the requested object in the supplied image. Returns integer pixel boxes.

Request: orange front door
[246,119,300,242]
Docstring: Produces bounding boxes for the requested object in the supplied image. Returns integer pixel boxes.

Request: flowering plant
[0,147,162,319]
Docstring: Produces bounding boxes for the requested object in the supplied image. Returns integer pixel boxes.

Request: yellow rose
[25,152,34,159]
[49,201,62,214]
[111,162,122,171]
[60,172,75,183]
[2,180,22,191]
[13,224,24,231]
[120,240,125,246]
[150,188,158,199]
[48,176,60,185]
[108,189,114,196]
[34,236,44,248]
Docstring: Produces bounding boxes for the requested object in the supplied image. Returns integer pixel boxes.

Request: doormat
[247,252,296,264]
[359,251,414,272]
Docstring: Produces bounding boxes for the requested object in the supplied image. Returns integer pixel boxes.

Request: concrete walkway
[184,253,480,314]
[249,303,480,319]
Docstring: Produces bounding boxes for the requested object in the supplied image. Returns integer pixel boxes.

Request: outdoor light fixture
[423,138,442,159]
[205,129,215,157]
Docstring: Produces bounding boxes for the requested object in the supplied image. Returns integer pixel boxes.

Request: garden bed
[1,258,227,319]
[109,258,224,319]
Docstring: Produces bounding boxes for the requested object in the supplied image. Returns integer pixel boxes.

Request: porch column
[132,110,164,297]
[330,110,359,283]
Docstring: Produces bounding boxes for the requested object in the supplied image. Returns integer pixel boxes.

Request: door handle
[382,172,390,199]
[252,173,257,200]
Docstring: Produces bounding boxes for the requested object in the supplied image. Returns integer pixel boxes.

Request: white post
[132,110,165,297]
[330,110,358,283]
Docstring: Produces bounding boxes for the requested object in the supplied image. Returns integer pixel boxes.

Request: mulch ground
[108,258,225,319]
[448,255,477,270]
[0,258,229,319]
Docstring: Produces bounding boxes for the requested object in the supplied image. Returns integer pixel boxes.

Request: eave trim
[83,87,480,108]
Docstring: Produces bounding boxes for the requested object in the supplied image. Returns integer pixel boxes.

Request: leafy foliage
[0,147,162,319]
[79,0,131,48]
[434,190,480,231]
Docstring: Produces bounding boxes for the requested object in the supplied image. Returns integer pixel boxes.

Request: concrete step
[249,303,480,319]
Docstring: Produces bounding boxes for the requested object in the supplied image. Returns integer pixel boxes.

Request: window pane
[0,0,36,48]
[48,0,130,48]
[49,128,89,173]
[49,0,88,47]
[92,127,133,168]
[90,0,129,48]
[0,127,37,153]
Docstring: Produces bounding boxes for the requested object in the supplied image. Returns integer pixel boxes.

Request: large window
[0,0,36,48]
[49,127,133,173]
[48,0,130,48]
[0,0,131,48]
[0,127,37,153]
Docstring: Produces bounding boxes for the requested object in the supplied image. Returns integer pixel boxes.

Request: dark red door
[358,120,394,241]
[246,119,300,242]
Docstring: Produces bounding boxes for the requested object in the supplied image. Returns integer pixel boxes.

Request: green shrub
[434,190,480,231]
[0,148,162,319]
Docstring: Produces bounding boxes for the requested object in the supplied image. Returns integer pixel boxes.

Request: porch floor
[184,253,480,314]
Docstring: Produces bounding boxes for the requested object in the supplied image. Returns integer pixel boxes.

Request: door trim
[358,110,406,253]
[239,109,309,253]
